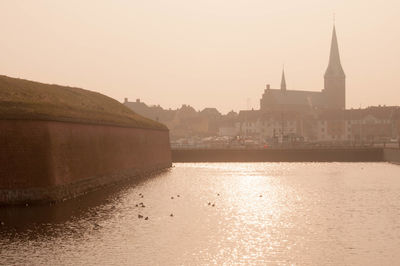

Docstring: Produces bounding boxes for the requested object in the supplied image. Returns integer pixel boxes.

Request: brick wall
[0,120,171,204]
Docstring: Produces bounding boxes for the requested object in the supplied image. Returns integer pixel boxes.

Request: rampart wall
[0,120,171,204]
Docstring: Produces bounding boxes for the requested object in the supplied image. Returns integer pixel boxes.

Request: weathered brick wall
[0,120,171,204]
[383,148,400,164]
[0,121,52,189]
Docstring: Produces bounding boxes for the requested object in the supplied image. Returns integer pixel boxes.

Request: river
[1,163,400,265]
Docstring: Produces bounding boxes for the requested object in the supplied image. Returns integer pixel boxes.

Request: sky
[1,0,399,114]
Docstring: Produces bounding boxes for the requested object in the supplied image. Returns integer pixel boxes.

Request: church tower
[324,25,345,109]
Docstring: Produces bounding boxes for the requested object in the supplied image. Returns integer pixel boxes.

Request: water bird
[135,204,138,207]
[171,196,174,199]
[217,193,220,196]
[93,223,101,229]
[208,202,211,205]
[138,214,143,219]
[177,195,180,197]
[144,217,149,220]
[170,213,174,217]
[212,203,215,207]
[0,221,4,226]
[259,195,262,197]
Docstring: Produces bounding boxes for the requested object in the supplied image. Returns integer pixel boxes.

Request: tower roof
[280,68,287,91]
[324,26,345,78]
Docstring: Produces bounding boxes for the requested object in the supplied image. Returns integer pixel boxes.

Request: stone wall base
[0,162,171,205]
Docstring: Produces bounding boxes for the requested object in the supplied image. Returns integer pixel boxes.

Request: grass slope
[0,75,167,130]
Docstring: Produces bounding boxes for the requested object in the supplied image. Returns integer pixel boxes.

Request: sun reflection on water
[1,163,400,265]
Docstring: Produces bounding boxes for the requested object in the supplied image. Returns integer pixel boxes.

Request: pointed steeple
[324,25,345,78]
[324,24,346,110]
[280,68,287,92]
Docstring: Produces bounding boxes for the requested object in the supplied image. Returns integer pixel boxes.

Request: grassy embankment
[0,75,166,130]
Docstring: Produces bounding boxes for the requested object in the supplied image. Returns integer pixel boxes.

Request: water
[1,162,400,265]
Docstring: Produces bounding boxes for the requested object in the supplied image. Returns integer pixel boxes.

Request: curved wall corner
[0,120,171,205]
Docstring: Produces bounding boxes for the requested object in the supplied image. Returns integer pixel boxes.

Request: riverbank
[172,148,384,162]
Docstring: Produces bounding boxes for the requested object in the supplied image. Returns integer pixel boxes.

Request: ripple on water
[1,162,400,265]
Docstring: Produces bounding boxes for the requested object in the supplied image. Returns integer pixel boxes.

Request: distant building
[123,98,174,122]
[316,107,400,142]
[233,106,400,143]
[199,108,221,118]
[123,25,400,145]
[236,110,312,141]
[260,26,346,111]
[123,99,223,138]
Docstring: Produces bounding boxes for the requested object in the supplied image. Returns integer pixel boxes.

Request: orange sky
[1,0,399,113]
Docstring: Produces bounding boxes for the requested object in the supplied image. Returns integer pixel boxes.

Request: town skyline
[1,0,399,113]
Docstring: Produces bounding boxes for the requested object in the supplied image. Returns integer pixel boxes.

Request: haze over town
[3,2,400,265]
[1,0,399,113]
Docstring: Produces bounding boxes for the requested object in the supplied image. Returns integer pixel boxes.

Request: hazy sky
[1,0,399,113]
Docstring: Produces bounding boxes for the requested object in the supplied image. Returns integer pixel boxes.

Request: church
[260,26,346,111]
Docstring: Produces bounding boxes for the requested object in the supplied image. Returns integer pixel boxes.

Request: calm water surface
[1,163,400,265]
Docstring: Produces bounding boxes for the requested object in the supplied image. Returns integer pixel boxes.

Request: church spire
[324,25,345,78]
[280,68,287,92]
[324,24,346,110]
